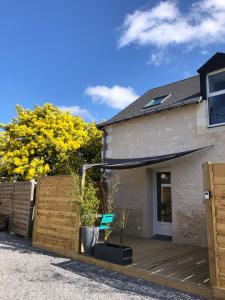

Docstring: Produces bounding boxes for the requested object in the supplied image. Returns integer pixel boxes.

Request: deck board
[110,235,210,288]
[75,235,211,299]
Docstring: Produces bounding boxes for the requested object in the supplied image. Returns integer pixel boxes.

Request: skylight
[143,95,169,109]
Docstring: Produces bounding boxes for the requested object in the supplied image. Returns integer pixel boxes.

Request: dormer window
[207,69,225,126]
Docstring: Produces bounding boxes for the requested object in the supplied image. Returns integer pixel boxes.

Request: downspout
[101,127,107,164]
[100,127,108,193]
[80,165,87,194]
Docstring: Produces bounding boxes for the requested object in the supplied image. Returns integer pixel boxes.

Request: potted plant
[80,179,100,256]
[99,174,119,241]
[70,166,100,256]
[118,208,129,245]
[94,175,133,265]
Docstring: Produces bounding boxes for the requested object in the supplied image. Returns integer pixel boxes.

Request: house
[98,52,225,248]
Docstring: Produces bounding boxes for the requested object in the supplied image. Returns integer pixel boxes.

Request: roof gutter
[97,97,204,129]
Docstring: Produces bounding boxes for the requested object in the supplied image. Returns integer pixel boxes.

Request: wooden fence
[32,176,80,258]
[0,182,13,215]
[10,181,35,238]
[0,181,35,238]
[203,162,225,299]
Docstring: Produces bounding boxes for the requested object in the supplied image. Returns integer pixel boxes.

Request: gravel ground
[0,232,206,300]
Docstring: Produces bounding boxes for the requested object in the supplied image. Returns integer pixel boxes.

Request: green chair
[99,214,114,230]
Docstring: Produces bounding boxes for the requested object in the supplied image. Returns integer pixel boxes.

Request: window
[208,69,225,126]
[143,95,169,109]
[208,71,225,93]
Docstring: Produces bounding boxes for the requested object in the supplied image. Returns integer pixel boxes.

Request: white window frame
[207,67,225,127]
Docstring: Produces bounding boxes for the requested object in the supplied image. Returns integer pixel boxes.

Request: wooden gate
[10,181,35,238]
[0,181,35,238]
[203,162,225,299]
[32,176,80,258]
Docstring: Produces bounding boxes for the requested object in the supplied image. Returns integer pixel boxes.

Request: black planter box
[94,242,133,265]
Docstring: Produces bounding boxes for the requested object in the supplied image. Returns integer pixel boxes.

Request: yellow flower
[0,103,102,180]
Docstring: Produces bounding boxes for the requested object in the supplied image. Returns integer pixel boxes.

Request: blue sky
[0,0,225,124]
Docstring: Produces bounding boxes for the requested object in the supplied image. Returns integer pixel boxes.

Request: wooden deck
[113,235,210,287]
[76,236,212,299]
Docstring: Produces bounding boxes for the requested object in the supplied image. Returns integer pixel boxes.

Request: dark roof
[98,75,201,128]
[198,52,225,74]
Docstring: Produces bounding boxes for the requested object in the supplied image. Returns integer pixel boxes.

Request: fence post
[9,182,14,232]
[202,162,217,287]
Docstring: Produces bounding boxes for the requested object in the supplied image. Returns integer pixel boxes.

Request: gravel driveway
[0,232,206,300]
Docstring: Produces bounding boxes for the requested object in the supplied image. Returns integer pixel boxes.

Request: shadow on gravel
[0,232,205,300]
[0,231,59,258]
[52,260,205,300]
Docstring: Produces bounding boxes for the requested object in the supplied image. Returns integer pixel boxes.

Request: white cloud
[118,1,179,48]
[58,105,93,121]
[85,85,139,109]
[119,0,225,61]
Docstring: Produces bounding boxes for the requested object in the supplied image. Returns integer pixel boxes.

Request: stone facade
[104,100,225,247]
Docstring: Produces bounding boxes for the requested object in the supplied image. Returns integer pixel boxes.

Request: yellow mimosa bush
[0,104,102,180]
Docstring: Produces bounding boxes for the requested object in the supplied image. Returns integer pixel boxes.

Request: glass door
[155,172,172,236]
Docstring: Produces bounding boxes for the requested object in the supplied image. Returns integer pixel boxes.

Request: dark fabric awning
[84,146,212,171]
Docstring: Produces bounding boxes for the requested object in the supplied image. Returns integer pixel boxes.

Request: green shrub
[80,180,99,227]
[70,167,99,227]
